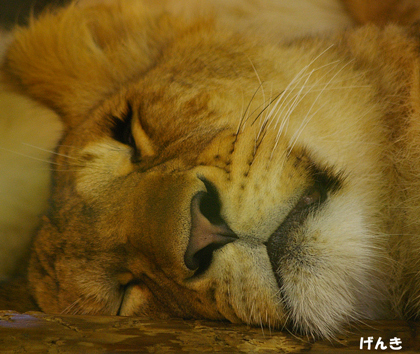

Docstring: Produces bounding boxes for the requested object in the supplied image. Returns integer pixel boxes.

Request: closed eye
[110,102,157,162]
[111,103,138,156]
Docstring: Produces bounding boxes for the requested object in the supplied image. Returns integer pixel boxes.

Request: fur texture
[343,0,420,25]
[2,0,420,339]
[0,0,354,281]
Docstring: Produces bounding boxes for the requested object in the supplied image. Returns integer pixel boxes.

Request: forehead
[119,39,282,136]
[82,31,382,177]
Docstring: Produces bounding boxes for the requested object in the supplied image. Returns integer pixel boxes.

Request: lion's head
[4,0,414,338]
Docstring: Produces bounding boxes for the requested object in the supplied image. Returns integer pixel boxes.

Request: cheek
[28,262,60,313]
[278,190,387,329]
[74,140,135,200]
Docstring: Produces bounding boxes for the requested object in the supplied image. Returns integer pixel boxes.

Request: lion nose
[184,185,237,273]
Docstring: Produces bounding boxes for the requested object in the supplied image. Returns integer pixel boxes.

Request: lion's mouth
[265,165,342,291]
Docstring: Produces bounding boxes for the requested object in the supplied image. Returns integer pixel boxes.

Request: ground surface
[0,311,419,353]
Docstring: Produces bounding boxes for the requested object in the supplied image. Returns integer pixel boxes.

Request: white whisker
[0,145,61,166]
[287,59,356,155]
[266,61,342,160]
[286,103,326,156]
[236,89,246,135]
[21,142,79,160]
[248,56,266,109]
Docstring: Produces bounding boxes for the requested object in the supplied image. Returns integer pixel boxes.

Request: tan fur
[2,0,420,339]
[0,0,354,281]
[143,0,354,40]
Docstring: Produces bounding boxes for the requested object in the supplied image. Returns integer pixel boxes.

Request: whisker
[267,59,339,143]
[287,59,356,155]
[251,91,285,127]
[276,67,317,136]
[265,65,317,137]
[21,142,79,160]
[0,145,62,166]
[61,297,83,315]
[286,103,326,156]
[266,49,340,146]
[237,83,263,134]
[269,69,318,160]
[248,56,266,112]
[259,315,265,337]
[277,59,343,137]
[236,89,246,135]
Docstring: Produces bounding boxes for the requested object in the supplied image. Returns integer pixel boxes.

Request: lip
[264,184,327,290]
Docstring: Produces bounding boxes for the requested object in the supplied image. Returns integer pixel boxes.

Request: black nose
[184,181,237,274]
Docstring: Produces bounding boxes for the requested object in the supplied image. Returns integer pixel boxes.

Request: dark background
[0,0,69,29]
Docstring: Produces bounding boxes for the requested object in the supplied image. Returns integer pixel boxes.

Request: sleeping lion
[2,0,420,339]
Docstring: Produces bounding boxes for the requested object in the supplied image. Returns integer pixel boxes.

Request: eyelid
[131,110,156,158]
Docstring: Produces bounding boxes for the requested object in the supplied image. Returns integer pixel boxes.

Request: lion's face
[4,1,391,337]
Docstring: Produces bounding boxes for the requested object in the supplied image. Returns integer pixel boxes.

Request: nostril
[184,182,237,273]
[198,177,224,225]
[199,190,223,225]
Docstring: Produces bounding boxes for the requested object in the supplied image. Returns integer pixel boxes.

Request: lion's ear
[2,1,174,128]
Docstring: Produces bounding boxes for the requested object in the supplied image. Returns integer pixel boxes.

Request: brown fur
[343,0,420,25]
[2,0,420,338]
